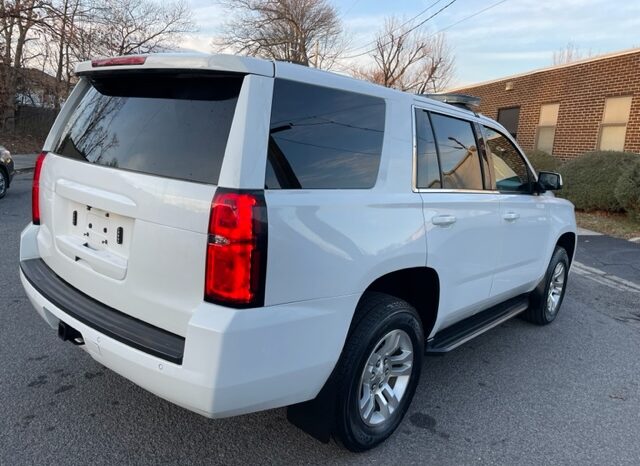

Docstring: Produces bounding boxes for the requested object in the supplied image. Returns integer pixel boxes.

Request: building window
[497,107,520,139]
[598,96,632,151]
[535,103,559,154]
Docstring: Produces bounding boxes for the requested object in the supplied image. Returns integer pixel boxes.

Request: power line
[424,0,509,40]
[342,0,446,56]
[341,0,363,18]
[342,0,458,60]
[342,0,510,62]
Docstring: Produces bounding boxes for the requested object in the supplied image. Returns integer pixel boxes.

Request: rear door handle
[503,211,520,221]
[432,214,457,226]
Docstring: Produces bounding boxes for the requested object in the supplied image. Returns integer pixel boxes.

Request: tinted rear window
[55,72,243,184]
[266,79,385,189]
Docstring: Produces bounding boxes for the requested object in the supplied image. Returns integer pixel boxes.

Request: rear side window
[55,72,243,184]
[430,113,483,190]
[266,79,385,189]
[415,109,441,188]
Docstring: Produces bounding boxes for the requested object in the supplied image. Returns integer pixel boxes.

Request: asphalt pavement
[1,172,639,465]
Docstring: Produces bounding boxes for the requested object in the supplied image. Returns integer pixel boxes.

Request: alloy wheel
[358,329,414,426]
[547,262,566,315]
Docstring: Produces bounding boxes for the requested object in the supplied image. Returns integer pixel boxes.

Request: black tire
[523,246,570,325]
[0,169,7,199]
[333,292,424,452]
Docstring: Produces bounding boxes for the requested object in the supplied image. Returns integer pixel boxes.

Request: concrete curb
[15,167,34,175]
[11,153,38,173]
[577,227,602,236]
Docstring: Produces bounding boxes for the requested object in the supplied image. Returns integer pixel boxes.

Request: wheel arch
[353,267,440,339]
[556,231,576,264]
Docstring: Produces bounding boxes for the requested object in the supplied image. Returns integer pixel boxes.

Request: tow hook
[58,321,85,346]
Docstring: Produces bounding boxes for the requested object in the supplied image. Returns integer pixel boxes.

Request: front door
[481,125,550,298]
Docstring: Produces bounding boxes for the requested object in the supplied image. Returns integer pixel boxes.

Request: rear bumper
[21,258,185,364]
[20,224,356,418]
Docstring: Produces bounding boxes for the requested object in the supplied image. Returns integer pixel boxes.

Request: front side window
[415,109,441,189]
[484,126,531,193]
[430,113,483,190]
[266,79,385,189]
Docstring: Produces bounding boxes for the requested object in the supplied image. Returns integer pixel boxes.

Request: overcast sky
[180,0,640,87]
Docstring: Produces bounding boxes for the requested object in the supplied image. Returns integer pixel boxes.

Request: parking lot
[1,171,639,465]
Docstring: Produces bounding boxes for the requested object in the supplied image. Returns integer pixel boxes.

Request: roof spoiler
[421,93,481,111]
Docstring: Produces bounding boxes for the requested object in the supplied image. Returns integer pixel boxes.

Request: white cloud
[178,34,214,53]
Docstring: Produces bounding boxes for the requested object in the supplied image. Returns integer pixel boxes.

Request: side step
[426,295,529,354]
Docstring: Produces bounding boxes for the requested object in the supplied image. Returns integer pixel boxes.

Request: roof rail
[421,93,481,111]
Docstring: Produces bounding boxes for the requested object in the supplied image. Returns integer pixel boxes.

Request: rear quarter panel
[263,87,426,306]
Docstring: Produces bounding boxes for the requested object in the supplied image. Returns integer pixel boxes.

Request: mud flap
[286,369,339,443]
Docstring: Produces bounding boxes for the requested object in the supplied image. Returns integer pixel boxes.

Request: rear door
[481,125,550,298]
[37,71,246,336]
[415,108,502,329]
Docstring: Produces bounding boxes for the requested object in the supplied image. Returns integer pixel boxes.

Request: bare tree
[215,0,346,68]
[552,41,592,65]
[353,17,455,93]
[88,0,195,56]
[0,0,53,128]
[352,17,454,94]
[0,0,196,128]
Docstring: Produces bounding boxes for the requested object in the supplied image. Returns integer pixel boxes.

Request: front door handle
[432,214,457,226]
[503,211,520,221]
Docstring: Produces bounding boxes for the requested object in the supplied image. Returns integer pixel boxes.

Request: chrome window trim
[411,104,419,192]
[416,188,500,194]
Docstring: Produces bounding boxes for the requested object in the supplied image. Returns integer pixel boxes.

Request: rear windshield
[55,72,243,184]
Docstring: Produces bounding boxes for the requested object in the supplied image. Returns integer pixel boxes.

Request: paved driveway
[1,173,639,465]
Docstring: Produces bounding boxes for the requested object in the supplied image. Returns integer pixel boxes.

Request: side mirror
[537,171,563,191]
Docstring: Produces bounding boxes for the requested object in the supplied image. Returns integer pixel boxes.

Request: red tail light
[205,189,267,307]
[32,151,48,225]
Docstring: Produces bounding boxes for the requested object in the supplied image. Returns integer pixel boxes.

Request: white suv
[20,54,576,451]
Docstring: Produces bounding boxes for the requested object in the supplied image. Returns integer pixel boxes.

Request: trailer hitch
[58,321,85,346]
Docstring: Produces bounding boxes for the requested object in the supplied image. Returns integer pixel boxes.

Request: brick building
[452,48,640,160]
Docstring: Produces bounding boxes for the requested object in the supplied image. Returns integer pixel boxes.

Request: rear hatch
[36,70,244,336]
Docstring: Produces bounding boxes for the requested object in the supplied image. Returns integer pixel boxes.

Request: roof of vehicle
[75,53,488,121]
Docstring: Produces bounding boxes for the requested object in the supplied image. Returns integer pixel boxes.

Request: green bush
[525,149,563,172]
[558,151,639,212]
[615,159,640,221]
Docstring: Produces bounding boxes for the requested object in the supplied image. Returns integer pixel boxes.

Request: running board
[426,295,529,354]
